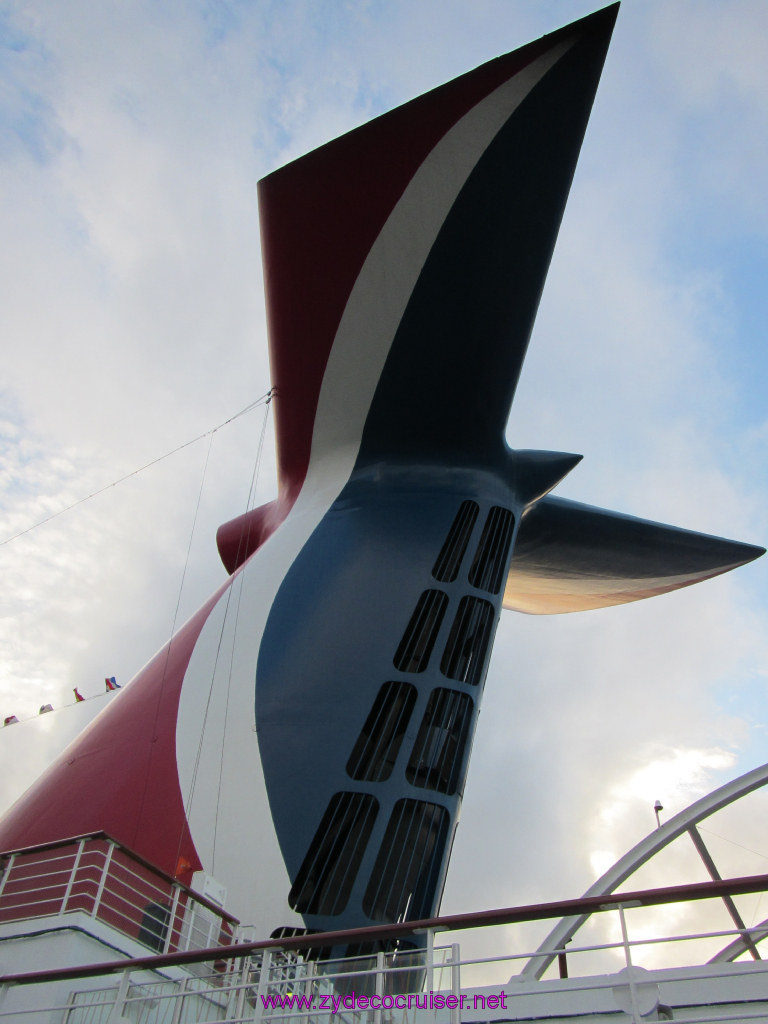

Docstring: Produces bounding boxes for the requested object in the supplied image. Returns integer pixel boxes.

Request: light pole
[654,800,664,829]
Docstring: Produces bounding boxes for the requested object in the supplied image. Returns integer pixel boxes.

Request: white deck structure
[1,849,767,1023]
[3,765,768,1022]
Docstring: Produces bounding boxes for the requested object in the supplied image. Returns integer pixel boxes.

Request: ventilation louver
[347,681,417,782]
[440,596,495,685]
[468,505,515,594]
[363,799,449,922]
[289,793,378,916]
[393,590,448,673]
[432,500,479,582]
[406,688,473,794]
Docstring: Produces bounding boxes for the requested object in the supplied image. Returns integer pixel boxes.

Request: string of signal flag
[3,677,122,728]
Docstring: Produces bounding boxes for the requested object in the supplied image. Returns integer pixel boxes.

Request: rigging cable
[0,392,272,549]
[0,391,273,730]
[175,390,274,876]
[212,389,273,872]
[132,424,216,852]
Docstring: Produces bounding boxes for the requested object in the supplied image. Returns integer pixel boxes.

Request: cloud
[0,0,765,972]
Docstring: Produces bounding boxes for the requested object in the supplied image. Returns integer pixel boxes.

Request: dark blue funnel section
[357,10,617,468]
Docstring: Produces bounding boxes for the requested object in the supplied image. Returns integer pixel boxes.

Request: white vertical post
[163,883,182,954]
[60,989,78,1024]
[0,853,15,900]
[92,841,116,920]
[107,968,132,1023]
[303,958,316,1024]
[374,951,385,1024]
[252,948,272,1024]
[60,839,86,915]
[170,975,188,1024]
[425,929,434,997]
[617,904,641,1024]
[206,908,217,949]
[450,943,460,1024]
[234,955,253,1021]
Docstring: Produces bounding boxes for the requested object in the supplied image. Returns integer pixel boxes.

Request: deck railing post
[0,853,14,902]
[107,967,132,1023]
[374,951,385,1024]
[303,957,316,1024]
[60,988,78,1023]
[163,883,182,954]
[557,943,569,979]
[233,954,252,1021]
[251,948,272,1024]
[425,928,434,996]
[169,975,188,1024]
[92,840,116,921]
[60,839,86,916]
[617,904,641,1024]
[450,943,460,1024]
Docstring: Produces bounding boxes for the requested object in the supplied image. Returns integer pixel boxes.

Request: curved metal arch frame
[520,760,768,980]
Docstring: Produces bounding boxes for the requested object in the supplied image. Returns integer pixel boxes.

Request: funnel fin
[259,4,620,486]
[504,496,764,614]
[510,449,583,508]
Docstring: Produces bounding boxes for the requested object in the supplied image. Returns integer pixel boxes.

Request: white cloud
[0,0,766,972]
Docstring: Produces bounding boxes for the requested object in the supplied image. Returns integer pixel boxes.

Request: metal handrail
[3,872,768,987]
[0,830,239,924]
[45,919,768,1024]
[0,833,237,959]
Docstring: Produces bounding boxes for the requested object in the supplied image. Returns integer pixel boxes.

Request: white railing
[2,875,768,1023]
[0,833,238,956]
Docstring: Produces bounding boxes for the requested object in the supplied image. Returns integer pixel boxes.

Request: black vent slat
[432,501,479,582]
[363,799,449,922]
[440,596,495,686]
[269,927,323,961]
[271,926,310,939]
[289,793,378,916]
[406,688,473,795]
[468,506,515,594]
[347,681,417,782]
[393,590,448,673]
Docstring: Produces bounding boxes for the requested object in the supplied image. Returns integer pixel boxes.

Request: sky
[1,0,767,977]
